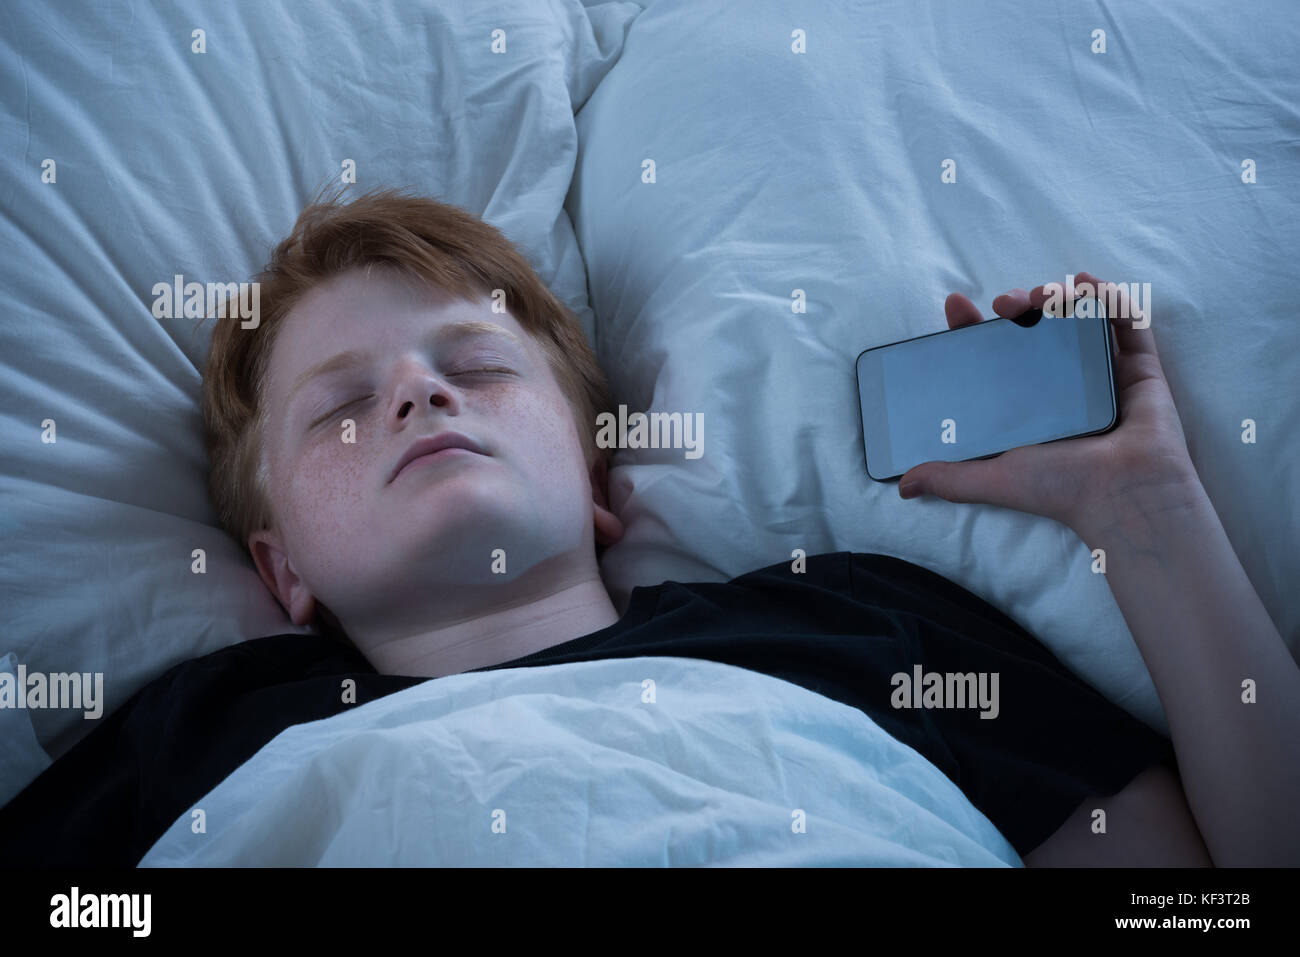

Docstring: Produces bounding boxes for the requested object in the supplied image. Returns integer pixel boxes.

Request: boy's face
[249,265,617,635]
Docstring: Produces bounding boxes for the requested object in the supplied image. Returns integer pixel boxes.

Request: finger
[1074,272,1158,359]
[991,288,1031,318]
[899,456,1029,512]
[999,285,1059,328]
[1026,279,1085,314]
[944,292,984,329]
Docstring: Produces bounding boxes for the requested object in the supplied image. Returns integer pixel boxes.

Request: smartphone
[855,297,1117,482]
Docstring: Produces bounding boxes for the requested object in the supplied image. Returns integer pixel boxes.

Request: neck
[349,563,620,678]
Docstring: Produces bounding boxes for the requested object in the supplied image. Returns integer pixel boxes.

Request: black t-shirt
[0,551,1174,866]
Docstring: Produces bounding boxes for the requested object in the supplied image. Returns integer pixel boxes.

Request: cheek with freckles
[464,374,588,482]
[278,425,376,559]
[502,386,589,490]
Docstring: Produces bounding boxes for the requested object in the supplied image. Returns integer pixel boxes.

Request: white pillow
[0,0,641,776]
[568,0,1300,736]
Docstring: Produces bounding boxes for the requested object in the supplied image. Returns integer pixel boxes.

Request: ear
[589,453,625,548]
[248,528,318,627]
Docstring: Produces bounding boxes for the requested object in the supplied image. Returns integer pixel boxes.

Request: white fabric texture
[139,656,1022,867]
[568,0,1300,737]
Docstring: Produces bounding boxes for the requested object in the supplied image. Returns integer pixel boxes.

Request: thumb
[898,457,1020,508]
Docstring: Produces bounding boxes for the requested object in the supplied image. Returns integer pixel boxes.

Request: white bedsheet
[139,656,1022,867]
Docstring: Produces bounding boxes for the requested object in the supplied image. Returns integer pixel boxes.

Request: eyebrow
[285,320,523,408]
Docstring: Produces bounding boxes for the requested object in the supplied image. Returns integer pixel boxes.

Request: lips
[389,432,487,483]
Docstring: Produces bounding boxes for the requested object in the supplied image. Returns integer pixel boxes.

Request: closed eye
[311,395,372,428]
[309,369,514,428]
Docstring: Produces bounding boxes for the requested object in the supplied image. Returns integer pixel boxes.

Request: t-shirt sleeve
[0,634,407,867]
[0,674,158,866]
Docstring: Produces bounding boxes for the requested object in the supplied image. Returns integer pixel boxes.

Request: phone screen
[856,302,1116,481]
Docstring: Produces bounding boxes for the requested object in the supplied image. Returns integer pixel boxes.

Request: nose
[389,363,458,422]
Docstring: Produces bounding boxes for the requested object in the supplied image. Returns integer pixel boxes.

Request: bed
[2,0,1297,865]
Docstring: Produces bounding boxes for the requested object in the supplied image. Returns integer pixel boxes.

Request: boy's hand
[897,271,1202,537]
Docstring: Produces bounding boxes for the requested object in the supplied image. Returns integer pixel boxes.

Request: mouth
[388,432,488,483]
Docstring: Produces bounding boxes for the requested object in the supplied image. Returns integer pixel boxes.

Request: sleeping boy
[2,186,1296,867]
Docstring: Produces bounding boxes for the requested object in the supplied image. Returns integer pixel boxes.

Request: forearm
[1075,478,1300,866]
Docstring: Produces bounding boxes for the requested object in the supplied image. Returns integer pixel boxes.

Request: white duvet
[138,657,1022,867]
